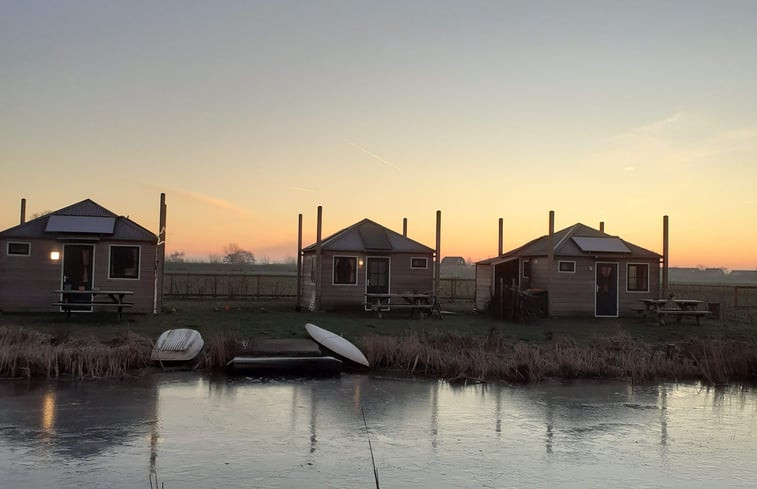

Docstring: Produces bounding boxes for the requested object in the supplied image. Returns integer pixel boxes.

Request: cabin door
[366,257,390,295]
[62,244,95,310]
[595,262,618,317]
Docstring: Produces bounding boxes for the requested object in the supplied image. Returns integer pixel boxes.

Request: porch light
[50,251,60,261]
[358,259,364,268]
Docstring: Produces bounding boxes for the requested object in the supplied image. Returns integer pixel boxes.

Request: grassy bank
[1,300,756,383]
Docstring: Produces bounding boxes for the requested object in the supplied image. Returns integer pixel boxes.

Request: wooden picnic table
[364,292,441,319]
[54,289,134,321]
[636,298,710,325]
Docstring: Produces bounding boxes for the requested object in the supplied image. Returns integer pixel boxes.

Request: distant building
[475,223,661,318]
[299,219,434,311]
[729,270,757,283]
[0,199,158,313]
[441,256,466,266]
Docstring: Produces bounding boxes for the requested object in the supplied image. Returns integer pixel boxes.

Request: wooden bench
[654,308,711,325]
[52,301,133,321]
[363,301,440,319]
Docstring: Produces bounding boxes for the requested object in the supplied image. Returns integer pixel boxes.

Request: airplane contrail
[345,138,398,170]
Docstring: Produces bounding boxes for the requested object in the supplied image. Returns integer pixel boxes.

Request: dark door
[595,262,618,317]
[366,257,390,295]
[62,244,95,309]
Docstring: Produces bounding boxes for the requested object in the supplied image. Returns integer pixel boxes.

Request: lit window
[627,263,649,292]
[110,246,140,279]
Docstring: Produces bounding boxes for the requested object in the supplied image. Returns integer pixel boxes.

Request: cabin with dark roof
[475,223,662,318]
[0,199,159,314]
[299,218,435,311]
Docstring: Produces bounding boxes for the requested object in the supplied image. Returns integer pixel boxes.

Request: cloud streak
[142,182,256,218]
[345,138,399,169]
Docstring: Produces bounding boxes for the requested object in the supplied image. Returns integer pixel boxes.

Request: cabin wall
[474,264,492,311]
[303,251,434,310]
[0,238,155,313]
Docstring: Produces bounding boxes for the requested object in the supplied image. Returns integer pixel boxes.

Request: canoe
[305,323,369,367]
[226,355,342,375]
[151,328,204,363]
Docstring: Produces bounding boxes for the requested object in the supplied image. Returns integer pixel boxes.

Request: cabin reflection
[0,377,158,460]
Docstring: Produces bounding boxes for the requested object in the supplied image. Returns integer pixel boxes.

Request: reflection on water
[1,375,756,488]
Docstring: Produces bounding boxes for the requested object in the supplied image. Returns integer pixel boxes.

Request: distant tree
[223,243,256,265]
[258,255,271,265]
[30,210,52,219]
[284,256,297,265]
[167,251,185,263]
[208,254,223,264]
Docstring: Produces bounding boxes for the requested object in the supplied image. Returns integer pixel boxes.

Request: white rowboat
[305,323,369,367]
[151,328,204,363]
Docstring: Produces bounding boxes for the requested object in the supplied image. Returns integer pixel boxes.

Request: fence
[164,272,476,302]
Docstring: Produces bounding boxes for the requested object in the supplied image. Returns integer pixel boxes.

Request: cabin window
[7,242,31,256]
[333,256,357,285]
[558,261,576,273]
[309,256,316,283]
[109,245,140,279]
[522,260,530,278]
[410,257,428,269]
[627,263,649,292]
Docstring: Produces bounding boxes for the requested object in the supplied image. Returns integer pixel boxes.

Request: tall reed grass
[0,327,152,379]
[358,332,757,384]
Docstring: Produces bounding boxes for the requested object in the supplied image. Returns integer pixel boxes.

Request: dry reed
[358,332,757,384]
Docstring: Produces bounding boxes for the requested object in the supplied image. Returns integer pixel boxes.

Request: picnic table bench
[364,292,441,319]
[54,289,134,321]
[635,298,711,325]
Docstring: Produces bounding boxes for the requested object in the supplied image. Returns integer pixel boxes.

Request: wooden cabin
[475,223,662,318]
[0,199,159,314]
[299,218,435,311]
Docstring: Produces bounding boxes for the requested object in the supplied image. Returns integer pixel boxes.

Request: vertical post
[599,221,605,233]
[547,210,555,315]
[20,198,26,224]
[434,210,441,301]
[662,215,669,299]
[296,213,303,310]
[403,218,408,237]
[155,193,167,314]
[315,206,323,311]
[498,218,503,257]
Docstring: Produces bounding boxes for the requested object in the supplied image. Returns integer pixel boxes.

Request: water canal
[1,374,756,488]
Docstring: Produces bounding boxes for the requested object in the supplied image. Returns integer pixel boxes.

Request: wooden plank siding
[474,264,492,311]
[301,251,433,310]
[0,238,156,313]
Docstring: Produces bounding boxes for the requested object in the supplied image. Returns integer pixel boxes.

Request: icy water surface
[1,373,756,488]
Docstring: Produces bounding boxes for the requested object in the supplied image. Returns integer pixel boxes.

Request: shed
[475,223,662,317]
[0,199,159,314]
[299,219,435,311]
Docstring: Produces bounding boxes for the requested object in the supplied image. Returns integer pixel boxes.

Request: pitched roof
[0,199,157,243]
[303,218,434,253]
[476,223,660,265]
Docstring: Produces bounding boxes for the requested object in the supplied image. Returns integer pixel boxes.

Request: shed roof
[0,199,157,243]
[302,218,434,253]
[476,223,660,265]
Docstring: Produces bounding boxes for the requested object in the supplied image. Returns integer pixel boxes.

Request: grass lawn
[2,299,755,346]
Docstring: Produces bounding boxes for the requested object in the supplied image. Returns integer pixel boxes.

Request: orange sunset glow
[1,3,755,270]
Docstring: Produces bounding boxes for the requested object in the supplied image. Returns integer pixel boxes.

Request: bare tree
[223,243,256,265]
[167,251,185,263]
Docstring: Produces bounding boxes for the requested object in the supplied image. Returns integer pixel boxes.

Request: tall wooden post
[315,206,323,311]
[599,221,605,233]
[20,198,26,224]
[498,218,503,256]
[403,218,408,237]
[155,193,167,314]
[662,215,669,299]
[296,213,303,311]
[434,210,441,301]
[547,210,555,315]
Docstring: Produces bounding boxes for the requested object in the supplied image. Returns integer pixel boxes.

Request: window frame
[626,262,650,293]
[522,259,530,278]
[558,260,576,273]
[410,257,428,270]
[332,255,358,286]
[7,241,31,257]
[108,244,141,280]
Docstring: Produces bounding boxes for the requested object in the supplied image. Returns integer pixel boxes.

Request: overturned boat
[151,328,204,365]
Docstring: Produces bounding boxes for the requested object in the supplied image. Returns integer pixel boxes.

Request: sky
[1,1,756,269]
